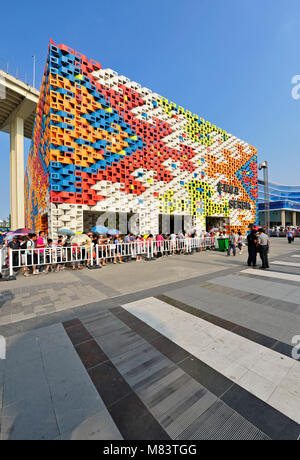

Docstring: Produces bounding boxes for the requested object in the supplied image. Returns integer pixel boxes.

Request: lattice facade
[25,40,258,236]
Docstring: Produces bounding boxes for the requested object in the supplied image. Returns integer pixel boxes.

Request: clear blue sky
[1,0,300,219]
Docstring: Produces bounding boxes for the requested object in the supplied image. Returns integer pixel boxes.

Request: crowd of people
[1,230,214,277]
[270,226,299,239]
[222,227,273,269]
[1,225,295,278]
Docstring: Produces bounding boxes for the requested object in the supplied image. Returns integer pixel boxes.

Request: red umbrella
[4,232,15,242]
[13,228,33,235]
[5,228,33,241]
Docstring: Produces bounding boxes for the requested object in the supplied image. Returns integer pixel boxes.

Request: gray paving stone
[0,316,12,326]
[1,345,58,440]
[60,409,123,440]
[5,336,41,370]
[42,347,88,386]
[40,338,73,358]
[1,398,59,440]
[0,303,12,312]
[23,306,35,315]
[50,381,105,435]
[3,358,47,407]
[21,323,114,436]
[38,326,108,435]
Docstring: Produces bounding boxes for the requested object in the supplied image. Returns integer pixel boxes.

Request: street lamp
[259,161,270,235]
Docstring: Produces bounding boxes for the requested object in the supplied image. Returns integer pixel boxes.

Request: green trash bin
[218,238,229,252]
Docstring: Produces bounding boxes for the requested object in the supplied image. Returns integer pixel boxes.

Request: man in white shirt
[24,234,39,277]
[257,229,270,269]
[168,233,176,255]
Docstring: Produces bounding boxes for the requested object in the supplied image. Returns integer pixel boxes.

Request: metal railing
[0,247,8,276]
[0,237,216,279]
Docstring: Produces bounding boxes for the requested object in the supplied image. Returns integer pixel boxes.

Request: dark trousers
[12,254,19,269]
[288,237,292,244]
[227,244,236,256]
[259,246,269,268]
[247,246,257,267]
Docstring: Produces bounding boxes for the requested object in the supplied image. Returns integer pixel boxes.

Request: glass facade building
[259,180,300,226]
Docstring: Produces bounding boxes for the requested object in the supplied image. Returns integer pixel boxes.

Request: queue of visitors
[1,230,217,278]
[0,226,277,278]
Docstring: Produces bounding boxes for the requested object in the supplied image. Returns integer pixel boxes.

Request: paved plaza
[0,239,299,440]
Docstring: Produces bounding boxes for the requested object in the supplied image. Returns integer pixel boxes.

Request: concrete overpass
[0,70,39,230]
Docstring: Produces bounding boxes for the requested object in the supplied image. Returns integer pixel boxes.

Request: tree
[0,215,11,228]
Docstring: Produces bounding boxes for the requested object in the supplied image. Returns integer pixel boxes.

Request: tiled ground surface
[0,239,299,440]
[0,252,238,325]
[0,239,297,326]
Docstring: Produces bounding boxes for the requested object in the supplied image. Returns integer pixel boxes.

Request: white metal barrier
[0,247,8,276]
[4,237,215,279]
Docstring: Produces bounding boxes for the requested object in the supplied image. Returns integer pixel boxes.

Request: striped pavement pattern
[241,268,300,283]
[122,297,300,425]
[2,250,300,440]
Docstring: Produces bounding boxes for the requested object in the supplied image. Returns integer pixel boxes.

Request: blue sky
[0,0,300,219]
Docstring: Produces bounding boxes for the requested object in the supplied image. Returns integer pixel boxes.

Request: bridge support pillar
[292,211,297,227]
[10,117,25,230]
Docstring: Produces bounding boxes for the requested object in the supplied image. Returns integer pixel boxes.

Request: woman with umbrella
[88,226,109,266]
[86,228,106,266]
[55,229,74,267]
[70,234,91,270]
[6,228,33,274]
[91,225,108,235]
[97,234,109,266]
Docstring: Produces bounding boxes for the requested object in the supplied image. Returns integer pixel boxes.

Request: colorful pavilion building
[25,40,258,237]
